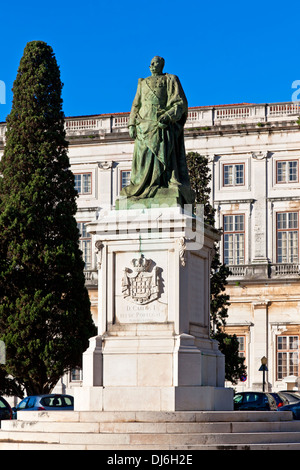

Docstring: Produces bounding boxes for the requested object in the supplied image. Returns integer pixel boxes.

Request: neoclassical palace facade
[1,101,300,394]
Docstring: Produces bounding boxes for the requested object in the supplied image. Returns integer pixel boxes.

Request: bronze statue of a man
[117,56,194,208]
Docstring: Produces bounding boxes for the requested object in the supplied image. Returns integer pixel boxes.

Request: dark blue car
[278,401,300,419]
[0,396,12,421]
[234,392,279,411]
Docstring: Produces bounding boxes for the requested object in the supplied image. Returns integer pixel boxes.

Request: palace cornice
[65,122,300,146]
[214,198,256,205]
[267,196,300,202]
[184,121,300,138]
[57,124,300,149]
[1,123,299,150]
[227,278,300,286]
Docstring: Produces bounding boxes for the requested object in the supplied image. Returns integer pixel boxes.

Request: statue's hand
[159,113,170,125]
[158,113,171,129]
[129,125,137,139]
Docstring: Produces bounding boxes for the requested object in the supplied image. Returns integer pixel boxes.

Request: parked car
[12,394,74,419]
[270,392,289,408]
[276,391,300,404]
[278,401,300,420]
[0,396,13,421]
[234,392,280,411]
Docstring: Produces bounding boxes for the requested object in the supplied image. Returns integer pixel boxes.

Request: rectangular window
[276,212,298,263]
[74,173,92,195]
[223,214,245,265]
[77,222,92,269]
[237,336,246,358]
[276,160,298,183]
[70,368,83,382]
[120,170,131,190]
[277,336,299,380]
[223,163,245,187]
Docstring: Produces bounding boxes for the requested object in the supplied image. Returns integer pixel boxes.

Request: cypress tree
[0,41,96,397]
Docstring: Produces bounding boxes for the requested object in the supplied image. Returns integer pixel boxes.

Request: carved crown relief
[122,256,160,305]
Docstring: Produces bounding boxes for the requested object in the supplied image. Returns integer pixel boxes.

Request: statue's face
[149,57,164,75]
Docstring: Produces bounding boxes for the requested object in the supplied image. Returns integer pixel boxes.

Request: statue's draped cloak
[120,73,192,200]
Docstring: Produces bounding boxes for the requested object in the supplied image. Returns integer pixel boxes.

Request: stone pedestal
[74,206,233,411]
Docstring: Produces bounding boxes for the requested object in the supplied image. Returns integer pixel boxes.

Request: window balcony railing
[228,263,300,280]
[228,265,247,277]
[271,263,300,276]
[83,270,98,286]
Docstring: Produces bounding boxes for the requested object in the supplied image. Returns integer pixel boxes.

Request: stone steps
[4,417,300,434]
[1,410,300,450]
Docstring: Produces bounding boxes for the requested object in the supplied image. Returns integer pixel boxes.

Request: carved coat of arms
[122,256,160,305]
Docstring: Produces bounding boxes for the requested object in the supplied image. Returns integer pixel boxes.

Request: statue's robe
[120,73,193,203]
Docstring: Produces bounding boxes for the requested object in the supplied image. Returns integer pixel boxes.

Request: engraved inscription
[117,303,167,323]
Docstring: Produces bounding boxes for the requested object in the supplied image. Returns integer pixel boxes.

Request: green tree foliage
[186,152,215,226]
[0,41,97,397]
[186,151,246,384]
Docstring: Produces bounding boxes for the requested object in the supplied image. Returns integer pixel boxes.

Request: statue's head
[149,56,165,75]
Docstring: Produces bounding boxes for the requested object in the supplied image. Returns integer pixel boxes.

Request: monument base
[75,206,233,412]
[115,185,195,210]
[74,327,233,412]
[75,385,233,412]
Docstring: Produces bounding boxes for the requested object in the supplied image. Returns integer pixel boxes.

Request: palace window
[223,214,245,265]
[237,336,246,358]
[77,222,92,269]
[70,368,83,382]
[223,163,245,187]
[276,160,298,184]
[74,173,92,195]
[276,212,298,263]
[277,335,299,380]
[120,170,131,190]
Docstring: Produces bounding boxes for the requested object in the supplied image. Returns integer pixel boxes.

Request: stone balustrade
[228,263,300,281]
[83,263,300,287]
[83,270,98,286]
[1,102,299,141]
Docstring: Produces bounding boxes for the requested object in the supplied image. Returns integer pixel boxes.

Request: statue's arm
[128,79,142,138]
[159,75,187,125]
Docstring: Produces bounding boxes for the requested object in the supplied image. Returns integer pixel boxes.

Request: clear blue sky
[1,0,300,121]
